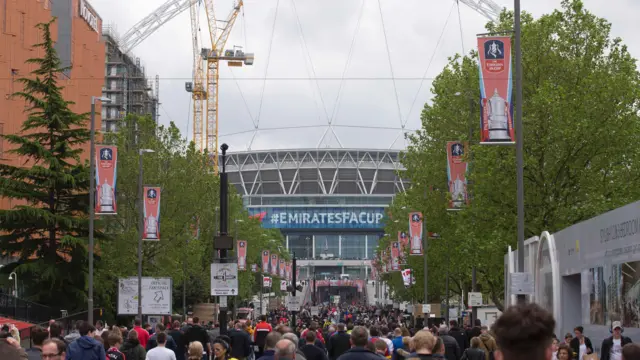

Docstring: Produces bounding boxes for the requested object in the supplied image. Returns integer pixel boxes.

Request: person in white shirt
[601,321,632,360]
[146,332,176,360]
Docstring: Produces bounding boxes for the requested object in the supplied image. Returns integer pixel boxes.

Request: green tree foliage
[380,0,640,310]
[0,20,95,307]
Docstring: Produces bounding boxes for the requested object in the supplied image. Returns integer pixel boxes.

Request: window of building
[315,235,339,259]
[588,261,640,328]
[341,234,366,260]
[288,235,313,260]
[367,235,380,259]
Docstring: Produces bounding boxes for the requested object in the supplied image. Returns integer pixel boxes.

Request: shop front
[506,200,640,352]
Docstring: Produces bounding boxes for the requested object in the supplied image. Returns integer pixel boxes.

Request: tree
[380,0,640,311]
[0,19,96,308]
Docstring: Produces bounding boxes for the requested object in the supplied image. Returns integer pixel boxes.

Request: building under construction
[101,26,159,133]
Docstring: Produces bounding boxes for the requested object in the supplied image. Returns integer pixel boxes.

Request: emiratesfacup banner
[237,240,247,270]
[262,251,270,273]
[270,254,279,276]
[279,259,285,278]
[409,212,424,255]
[391,242,400,271]
[142,187,161,241]
[263,276,272,288]
[478,36,514,144]
[95,146,118,215]
[398,231,408,265]
[447,141,470,210]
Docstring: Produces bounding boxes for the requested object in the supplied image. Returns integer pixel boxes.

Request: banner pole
[514,0,526,304]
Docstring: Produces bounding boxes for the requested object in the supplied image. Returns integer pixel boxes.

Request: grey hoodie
[64,331,81,345]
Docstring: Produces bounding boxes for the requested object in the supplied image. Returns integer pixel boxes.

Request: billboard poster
[262,251,270,273]
[447,141,470,210]
[391,242,400,271]
[248,206,386,229]
[270,254,279,276]
[95,145,118,215]
[142,187,161,241]
[251,264,257,273]
[402,269,415,287]
[263,276,272,288]
[409,212,423,255]
[279,259,285,278]
[237,240,247,270]
[398,231,408,265]
[477,36,514,143]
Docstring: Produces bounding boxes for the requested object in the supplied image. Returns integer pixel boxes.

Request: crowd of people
[1,303,640,360]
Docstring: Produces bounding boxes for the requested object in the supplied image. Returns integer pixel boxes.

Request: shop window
[588,263,639,327]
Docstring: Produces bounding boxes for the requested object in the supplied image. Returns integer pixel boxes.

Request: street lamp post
[137,148,155,320]
[514,0,526,305]
[88,96,111,325]
[8,272,17,297]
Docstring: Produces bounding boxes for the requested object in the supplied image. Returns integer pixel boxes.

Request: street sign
[468,292,483,307]
[509,272,534,295]
[220,296,228,308]
[310,306,319,316]
[286,296,301,311]
[117,277,172,315]
[422,304,431,313]
[211,263,239,296]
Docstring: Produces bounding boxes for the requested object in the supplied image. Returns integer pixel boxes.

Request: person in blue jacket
[66,321,106,360]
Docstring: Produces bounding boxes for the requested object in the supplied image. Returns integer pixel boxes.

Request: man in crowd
[328,324,351,360]
[301,331,327,360]
[437,325,461,360]
[491,303,556,360]
[66,321,105,360]
[258,332,283,360]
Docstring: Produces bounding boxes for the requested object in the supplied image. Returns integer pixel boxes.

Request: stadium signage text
[79,0,99,33]
[249,207,386,229]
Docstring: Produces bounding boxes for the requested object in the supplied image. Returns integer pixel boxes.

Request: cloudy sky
[89,0,640,152]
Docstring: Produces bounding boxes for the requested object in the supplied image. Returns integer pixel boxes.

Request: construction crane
[186,0,254,172]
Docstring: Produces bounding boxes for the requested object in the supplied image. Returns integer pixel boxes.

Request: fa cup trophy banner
[279,259,285,278]
[263,276,272,288]
[142,187,161,241]
[237,240,247,271]
[285,261,292,281]
[262,250,270,274]
[477,36,515,143]
[390,242,400,271]
[446,141,470,210]
[270,254,279,276]
[409,212,424,255]
[95,145,118,215]
[398,231,408,265]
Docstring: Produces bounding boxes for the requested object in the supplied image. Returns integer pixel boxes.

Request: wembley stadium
[225,148,406,304]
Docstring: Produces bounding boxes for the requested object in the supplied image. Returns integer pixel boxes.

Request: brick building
[0,0,106,210]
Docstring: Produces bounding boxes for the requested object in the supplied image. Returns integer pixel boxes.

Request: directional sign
[468,292,483,307]
[211,263,239,296]
[117,277,172,315]
[286,296,302,311]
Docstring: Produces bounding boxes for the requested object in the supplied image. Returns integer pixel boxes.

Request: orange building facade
[0,0,105,210]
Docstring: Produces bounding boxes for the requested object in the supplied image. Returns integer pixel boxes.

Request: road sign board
[468,292,483,307]
[220,296,228,308]
[211,263,239,296]
[310,306,319,316]
[286,296,302,311]
[422,304,431,313]
[117,277,172,315]
[509,272,534,295]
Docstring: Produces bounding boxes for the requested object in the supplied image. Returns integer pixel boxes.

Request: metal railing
[0,293,58,325]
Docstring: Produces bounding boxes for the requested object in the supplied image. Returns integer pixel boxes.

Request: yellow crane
[186,0,253,173]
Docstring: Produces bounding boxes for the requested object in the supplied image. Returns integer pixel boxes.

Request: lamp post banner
[391,242,400,271]
[270,254,279,276]
[279,259,285,278]
[398,231,408,265]
[142,187,161,241]
[262,251,270,274]
[285,261,292,281]
[237,240,247,270]
[447,141,470,209]
[263,276,271,288]
[409,212,424,255]
[95,145,118,215]
[477,36,514,143]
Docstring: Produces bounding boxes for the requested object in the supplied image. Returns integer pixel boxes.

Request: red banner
[237,240,247,270]
[279,259,285,278]
[478,36,514,143]
[142,187,161,241]
[409,212,423,255]
[447,141,470,209]
[95,145,118,215]
[270,254,278,276]
[285,261,292,280]
[263,276,272,288]
[391,242,400,271]
[262,251,270,273]
[398,231,408,265]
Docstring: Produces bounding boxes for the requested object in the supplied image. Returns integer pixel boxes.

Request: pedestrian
[328,324,350,360]
[336,326,385,360]
[301,331,328,360]
[146,332,176,360]
[601,321,632,360]
[106,332,126,360]
[65,321,105,360]
[42,339,67,360]
[133,319,151,349]
[212,338,239,360]
[459,338,484,360]
[25,326,48,360]
[491,303,555,360]
[188,341,204,360]
[257,332,282,360]
[437,325,461,360]
[121,329,146,360]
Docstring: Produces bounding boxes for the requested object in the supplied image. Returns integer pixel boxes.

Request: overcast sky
[89,0,640,152]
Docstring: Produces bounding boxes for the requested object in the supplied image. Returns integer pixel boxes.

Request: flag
[447,141,470,210]
[478,36,514,143]
[142,187,161,241]
[262,251,270,273]
[95,145,118,215]
[237,240,247,270]
[398,231,408,265]
[279,259,285,278]
[409,212,423,255]
[270,254,279,276]
[391,242,400,271]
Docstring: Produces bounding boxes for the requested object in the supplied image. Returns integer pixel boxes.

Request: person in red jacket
[301,322,325,344]
[132,318,150,349]
[254,315,273,358]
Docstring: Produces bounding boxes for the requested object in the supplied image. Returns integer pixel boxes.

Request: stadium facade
[226,148,406,283]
